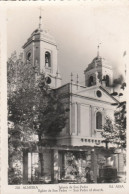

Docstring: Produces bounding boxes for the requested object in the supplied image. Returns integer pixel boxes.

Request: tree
[101,117,122,149]
[8,74,69,141]
[111,80,126,149]
[8,52,69,183]
[101,78,126,149]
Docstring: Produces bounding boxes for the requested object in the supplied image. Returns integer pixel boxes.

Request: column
[23,151,28,184]
[118,153,124,173]
[52,149,59,183]
[113,155,118,170]
[43,150,52,180]
[91,150,98,183]
[58,151,65,179]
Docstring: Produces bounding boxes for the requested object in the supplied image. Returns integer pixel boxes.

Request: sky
[7,1,129,85]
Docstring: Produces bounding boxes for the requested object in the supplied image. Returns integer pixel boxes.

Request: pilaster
[91,150,98,183]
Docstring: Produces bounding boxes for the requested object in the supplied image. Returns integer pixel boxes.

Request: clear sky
[7,1,129,85]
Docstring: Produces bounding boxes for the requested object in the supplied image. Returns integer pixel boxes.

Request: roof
[55,82,119,104]
[84,56,112,73]
[23,28,57,49]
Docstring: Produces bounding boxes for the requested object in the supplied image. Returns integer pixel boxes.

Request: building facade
[11,17,125,184]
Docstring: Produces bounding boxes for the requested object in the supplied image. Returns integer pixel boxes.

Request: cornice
[22,37,57,49]
[70,92,116,105]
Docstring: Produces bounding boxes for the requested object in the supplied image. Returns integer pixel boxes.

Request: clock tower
[22,15,61,88]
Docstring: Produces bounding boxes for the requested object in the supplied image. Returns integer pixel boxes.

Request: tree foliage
[102,79,126,149]
[8,75,68,141]
[8,52,69,183]
[101,117,123,149]
[112,81,126,149]
[8,52,69,139]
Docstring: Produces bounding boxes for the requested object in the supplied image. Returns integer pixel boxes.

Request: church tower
[84,47,113,90]
[22,14,61,88]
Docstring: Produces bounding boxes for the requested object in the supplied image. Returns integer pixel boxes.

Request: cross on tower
[77,74,79,85]
[97,43,101,57]
[71,73,73,83]
[38,7,44,30]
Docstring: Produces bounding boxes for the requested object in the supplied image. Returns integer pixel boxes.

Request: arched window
[105,75,109,87]
[88,76,94,86]
[96,112,102,129]
[27,52,31,61]
[45,51,51,68]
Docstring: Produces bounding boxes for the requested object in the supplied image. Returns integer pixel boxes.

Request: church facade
[16,17,125,184]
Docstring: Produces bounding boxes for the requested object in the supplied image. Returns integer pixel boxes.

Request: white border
[0,1,129,194]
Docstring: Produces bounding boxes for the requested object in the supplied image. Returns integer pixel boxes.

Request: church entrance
[23,147,123,184]
[58,150,89,183]
[23,149,92,184]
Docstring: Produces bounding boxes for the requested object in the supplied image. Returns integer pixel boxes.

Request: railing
[80,137,104,146]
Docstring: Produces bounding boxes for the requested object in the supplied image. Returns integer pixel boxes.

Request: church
[16,15,125,184]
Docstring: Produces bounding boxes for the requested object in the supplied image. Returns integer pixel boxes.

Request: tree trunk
[38,133,44,177]
[9,154,14,169]
[105,141,109,165]
[39,153,44,176]
[105,141,108,149]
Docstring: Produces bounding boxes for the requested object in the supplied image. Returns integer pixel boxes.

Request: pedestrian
[85,167,94,183]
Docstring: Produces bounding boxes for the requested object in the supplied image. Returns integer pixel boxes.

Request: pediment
[75,85,118,104]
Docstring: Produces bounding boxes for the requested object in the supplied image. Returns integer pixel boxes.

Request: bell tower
[84,46,113,89]
[22,14,61,88]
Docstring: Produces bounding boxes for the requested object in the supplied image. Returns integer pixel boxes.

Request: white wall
[70,95,115,138]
